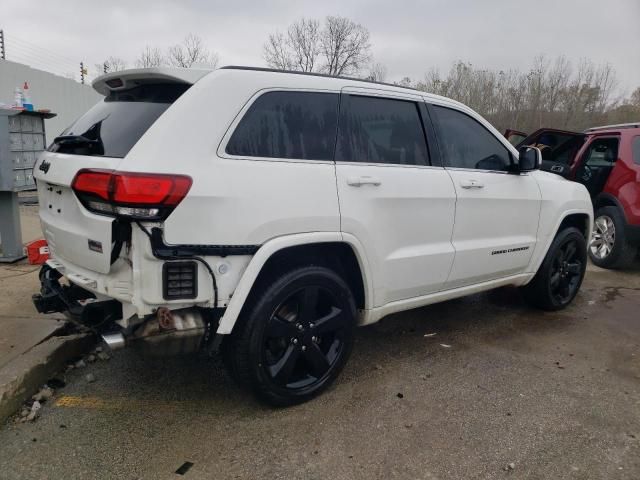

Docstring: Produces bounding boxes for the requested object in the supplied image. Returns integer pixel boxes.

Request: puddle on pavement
[602,286,640,304]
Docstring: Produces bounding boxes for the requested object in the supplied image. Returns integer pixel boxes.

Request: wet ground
[1,263,639,480]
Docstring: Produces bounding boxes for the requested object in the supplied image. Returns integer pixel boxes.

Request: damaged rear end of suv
[32,67,235,357]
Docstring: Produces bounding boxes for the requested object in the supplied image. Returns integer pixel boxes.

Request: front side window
[335,95,429,166]
[431,105,512,171]
[575,137,619,197]
[226,91,338,161]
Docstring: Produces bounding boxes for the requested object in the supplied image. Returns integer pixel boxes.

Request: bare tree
[264,16,371,76]
[263,32,293,70]
[167,34,219,68]
[322,16,371,76]
[413,56,625,133]
[288,18,321,72]
[365,62,387,82]
[136,46,165,68]
[631,87,640,107]
[396,76,413,88]
[544,56,571,113]
[99,56,128,74]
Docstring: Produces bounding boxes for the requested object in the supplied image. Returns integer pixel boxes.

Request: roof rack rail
[219,65,422,93]
[585,122,640,132]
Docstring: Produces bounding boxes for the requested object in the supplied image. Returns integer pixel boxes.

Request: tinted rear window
[49,83,189,158]
[335,95,429,166]
[226,91,339,160]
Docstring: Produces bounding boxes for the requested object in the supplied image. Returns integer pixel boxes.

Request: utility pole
[80,61,86,84]
[0,30,5,60]
[103,62,108,74]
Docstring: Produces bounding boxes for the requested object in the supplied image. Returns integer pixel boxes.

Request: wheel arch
[527,209,593,277]
[216,232,373,334]
[557,212,591,240]
[593,193,626,218]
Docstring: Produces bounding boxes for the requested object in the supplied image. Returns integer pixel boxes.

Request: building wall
[0,60,102,139]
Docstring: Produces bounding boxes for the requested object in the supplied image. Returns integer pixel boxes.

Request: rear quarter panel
[122,69,341,246]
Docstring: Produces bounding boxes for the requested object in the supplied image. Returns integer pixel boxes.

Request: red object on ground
[26,239,50,265]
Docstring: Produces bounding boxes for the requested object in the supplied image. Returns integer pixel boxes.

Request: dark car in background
[507,123,640,269]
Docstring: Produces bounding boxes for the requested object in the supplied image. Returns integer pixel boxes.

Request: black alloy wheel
[549,237,583,305]
[224,265,356,406]
[522,227,587,311]
[264,286,347,389]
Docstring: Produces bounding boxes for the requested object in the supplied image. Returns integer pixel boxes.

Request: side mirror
[517,146,542,172]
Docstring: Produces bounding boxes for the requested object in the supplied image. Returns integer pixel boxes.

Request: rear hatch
[34,68,209,274]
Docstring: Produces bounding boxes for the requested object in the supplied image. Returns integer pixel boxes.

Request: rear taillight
[71,169,192,220]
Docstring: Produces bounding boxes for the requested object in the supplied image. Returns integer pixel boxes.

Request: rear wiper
[52,135,100,146]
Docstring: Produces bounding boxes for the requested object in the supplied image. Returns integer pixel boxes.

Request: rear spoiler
[92,67,213,96]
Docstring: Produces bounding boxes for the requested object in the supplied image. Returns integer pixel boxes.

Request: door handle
[460,179,484,189]
[347,176,381,187]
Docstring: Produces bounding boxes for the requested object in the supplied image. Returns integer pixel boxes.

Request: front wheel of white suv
[522,227,587,311]
[223,265,357,406]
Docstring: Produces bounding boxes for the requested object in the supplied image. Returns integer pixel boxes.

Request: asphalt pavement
[1,263,639,480]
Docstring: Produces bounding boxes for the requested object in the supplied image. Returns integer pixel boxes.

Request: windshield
[48,83,189,158]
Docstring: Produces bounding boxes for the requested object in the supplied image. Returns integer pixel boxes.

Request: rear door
[429,104,541,288]
[34,82,191,274]
[335,88,456,307]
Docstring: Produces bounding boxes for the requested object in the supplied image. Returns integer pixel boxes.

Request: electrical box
[0,109,56,192]
[0,108,56,262]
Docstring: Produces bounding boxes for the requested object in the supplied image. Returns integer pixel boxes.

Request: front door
[335,90,457,307]
[429,104,541,289]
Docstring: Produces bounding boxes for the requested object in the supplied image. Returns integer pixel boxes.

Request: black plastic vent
[163,261,197,300]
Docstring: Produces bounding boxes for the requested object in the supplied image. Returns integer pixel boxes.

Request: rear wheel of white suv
[522,227,587,311]
[224,266,356,406]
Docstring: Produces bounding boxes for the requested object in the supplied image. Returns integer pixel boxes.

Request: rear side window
[431,105,512,171]
[335,95,429,166]
[633,136,640,165]
[226,91,339,160]
[49,83,189,158]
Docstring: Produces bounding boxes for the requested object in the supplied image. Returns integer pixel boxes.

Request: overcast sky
[4,0,640,96]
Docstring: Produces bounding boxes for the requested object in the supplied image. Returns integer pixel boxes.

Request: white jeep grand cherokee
[32,66,593,405]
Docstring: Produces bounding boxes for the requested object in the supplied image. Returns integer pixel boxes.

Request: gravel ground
[0,263,639,480]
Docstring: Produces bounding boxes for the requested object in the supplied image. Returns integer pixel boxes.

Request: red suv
[506,123,640,269]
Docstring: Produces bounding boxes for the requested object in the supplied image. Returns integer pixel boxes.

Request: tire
[589,206,638,269]
[224,265,356,406]
[522,227,587,311]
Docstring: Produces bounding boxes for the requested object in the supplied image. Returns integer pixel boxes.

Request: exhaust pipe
[102,332,126,351]
[101,307,206,356]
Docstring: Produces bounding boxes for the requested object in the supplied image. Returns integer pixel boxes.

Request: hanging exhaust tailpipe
[102,332,126,350]
[101,307,206,355]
